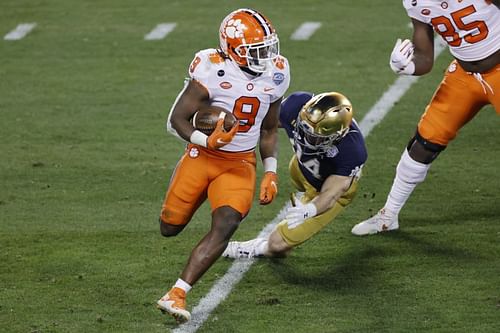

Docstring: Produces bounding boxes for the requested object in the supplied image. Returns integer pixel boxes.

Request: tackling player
[156,8,290,323]
[352,0,500,235]
[222,91,367,258]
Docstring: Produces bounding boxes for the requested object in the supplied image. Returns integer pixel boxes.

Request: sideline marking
[290,22,322,40]
[173,36,447,333]
[4,23,37,40]
[144,23,177,40]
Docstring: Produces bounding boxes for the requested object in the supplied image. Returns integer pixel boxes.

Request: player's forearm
[169,79,210,141]
[311,190,342,215]
[259,128,279,161]
[311,175,351,215]
[411,19,435,75]
[259,98,281,161]
[170,114,196,141]
[412,48,434,75]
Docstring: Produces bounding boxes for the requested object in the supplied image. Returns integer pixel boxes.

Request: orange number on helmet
[233,96,260,133]
[431,5,488,47]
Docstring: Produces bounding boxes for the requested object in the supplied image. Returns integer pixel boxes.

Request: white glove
[389,38,415,75]
[286,199,317,230]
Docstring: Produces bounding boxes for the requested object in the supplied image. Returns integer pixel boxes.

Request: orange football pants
[417,60,500,146]
[160,144,256,226]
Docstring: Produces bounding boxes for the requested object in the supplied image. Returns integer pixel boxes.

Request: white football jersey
[403,0,500,61]
[186,48,290,152]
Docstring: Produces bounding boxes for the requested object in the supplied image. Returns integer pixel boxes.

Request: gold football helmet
[295,92,353,154]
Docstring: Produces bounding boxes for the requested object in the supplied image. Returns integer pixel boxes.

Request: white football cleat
[351,208,399,236]
[222,238,267,259]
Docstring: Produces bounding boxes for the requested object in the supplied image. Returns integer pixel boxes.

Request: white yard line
[4,23,37,40]
[290,22,322,41]
[144,23,177,40]
[174,36,448,333]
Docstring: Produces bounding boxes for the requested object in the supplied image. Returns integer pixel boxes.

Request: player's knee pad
[159,218,184,237]
[406,131,446,164]
[396,149,430,184]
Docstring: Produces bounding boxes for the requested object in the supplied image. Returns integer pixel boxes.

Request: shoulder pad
[273,56,287,70]
[208,52,225,64]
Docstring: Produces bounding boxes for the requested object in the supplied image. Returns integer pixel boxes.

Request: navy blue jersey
[280,91,368,191]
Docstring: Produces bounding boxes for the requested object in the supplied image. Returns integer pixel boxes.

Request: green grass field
[1,1,499,332]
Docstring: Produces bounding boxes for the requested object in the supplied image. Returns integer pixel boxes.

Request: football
[192,105,238,135]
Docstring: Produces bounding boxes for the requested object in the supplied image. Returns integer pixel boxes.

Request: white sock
[385,149,430,216]
[174,278,192,293]
[254,238,269,256]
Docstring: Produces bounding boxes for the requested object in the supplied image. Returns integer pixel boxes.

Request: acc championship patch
[273,73,285,85]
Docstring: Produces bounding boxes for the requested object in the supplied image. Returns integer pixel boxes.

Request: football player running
[222,92,367,259]
[352,0,500,236]
[156,8,290,323]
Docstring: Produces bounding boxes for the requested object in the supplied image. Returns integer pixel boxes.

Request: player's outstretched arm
[286,175,352,229]
[313,175,352,213]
